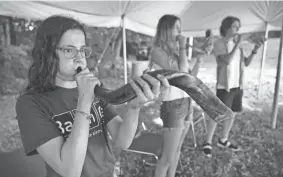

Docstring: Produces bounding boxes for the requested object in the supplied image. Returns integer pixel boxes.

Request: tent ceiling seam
[36,1,116,17]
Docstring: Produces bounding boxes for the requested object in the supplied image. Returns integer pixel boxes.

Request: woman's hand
[203,37,214,54]
[128,74,170,109]
[232,34,242,45]
[178,35,187,49]
[253,36,266,52]
[76,68,101,105]
[195,37,214,56]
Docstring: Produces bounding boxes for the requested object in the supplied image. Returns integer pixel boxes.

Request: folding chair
[124,131,163,166]
[121,103,207,176]
[187,104,207,148]
[0,148,46,177]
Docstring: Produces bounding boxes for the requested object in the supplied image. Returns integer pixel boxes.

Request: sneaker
[202,143,212,158]
[217,139,241,151]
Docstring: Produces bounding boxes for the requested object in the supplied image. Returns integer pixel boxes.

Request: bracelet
[76,110,92,120]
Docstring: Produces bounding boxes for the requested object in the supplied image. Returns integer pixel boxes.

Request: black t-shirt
[16,86,118,177]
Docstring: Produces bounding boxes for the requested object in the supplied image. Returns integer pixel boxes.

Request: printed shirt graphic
[16,87,118,177]
[53,100,104,140]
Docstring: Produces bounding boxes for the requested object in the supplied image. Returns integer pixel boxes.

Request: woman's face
[226,20,240,38]
[56,29,90,81]
[172,19,181,41]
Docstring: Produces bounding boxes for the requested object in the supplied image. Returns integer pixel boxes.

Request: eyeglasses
[56,46,92,59]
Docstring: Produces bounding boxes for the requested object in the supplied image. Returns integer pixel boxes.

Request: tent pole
[122,14,128,84]
[271,17,283,129]
[3,18,11,47]
[257,22,270,99]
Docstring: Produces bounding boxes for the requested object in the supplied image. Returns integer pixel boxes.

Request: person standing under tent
[202,16,265,158]
[169,31,214,176]
[149,14,213,177]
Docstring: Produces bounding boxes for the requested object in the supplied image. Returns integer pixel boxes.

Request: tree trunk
[111,29,122,79]
[8,17,16,45]
[114,29,122,63]
[3,18,11,47]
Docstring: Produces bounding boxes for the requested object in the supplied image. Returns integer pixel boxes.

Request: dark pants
[216,87,243,112]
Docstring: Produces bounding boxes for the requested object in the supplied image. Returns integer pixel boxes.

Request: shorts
[160,97,192,128]
[216,87,243,112]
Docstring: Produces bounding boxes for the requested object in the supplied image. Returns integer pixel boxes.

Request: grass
[1,39,283,177]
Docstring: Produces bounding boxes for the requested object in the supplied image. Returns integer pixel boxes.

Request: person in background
[136,41,150,61]
[170,30,214,176]
[202,16,265,158]
[15,15,170,177]
[149,14,213,177]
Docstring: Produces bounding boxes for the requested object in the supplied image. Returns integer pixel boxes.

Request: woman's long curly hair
[153,14,180,60]
[24,15,86,94]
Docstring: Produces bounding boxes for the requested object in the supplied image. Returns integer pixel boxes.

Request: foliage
[0,45,31,94]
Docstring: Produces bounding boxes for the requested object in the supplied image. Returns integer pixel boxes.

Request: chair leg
[143,160,157,167]
[190,121,197,148]
[141,122,147,131]
[201,112,207,134]
[143,154,159,167]
[179,159,184,171]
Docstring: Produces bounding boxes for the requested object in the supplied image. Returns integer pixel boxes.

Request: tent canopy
[1,1,283,37]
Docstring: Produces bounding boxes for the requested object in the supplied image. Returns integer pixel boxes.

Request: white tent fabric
[1,1,283,37]
[181,1,283,36]
[0,1,121,27]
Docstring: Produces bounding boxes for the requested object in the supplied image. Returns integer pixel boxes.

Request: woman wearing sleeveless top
[149,14,212,177]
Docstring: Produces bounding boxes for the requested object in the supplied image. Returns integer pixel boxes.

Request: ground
[0,39,283,177]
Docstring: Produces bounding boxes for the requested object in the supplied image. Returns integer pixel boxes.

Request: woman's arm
[244,42,262,66]
[178,36,189,72]
[187,37,213,76]
[107,74,170,150]
[17,94,93,177]
[190,55,203,76]
[106,104,140,150]
[244,49,257,66]
[36,100,91,177]
[35,68,100,177]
